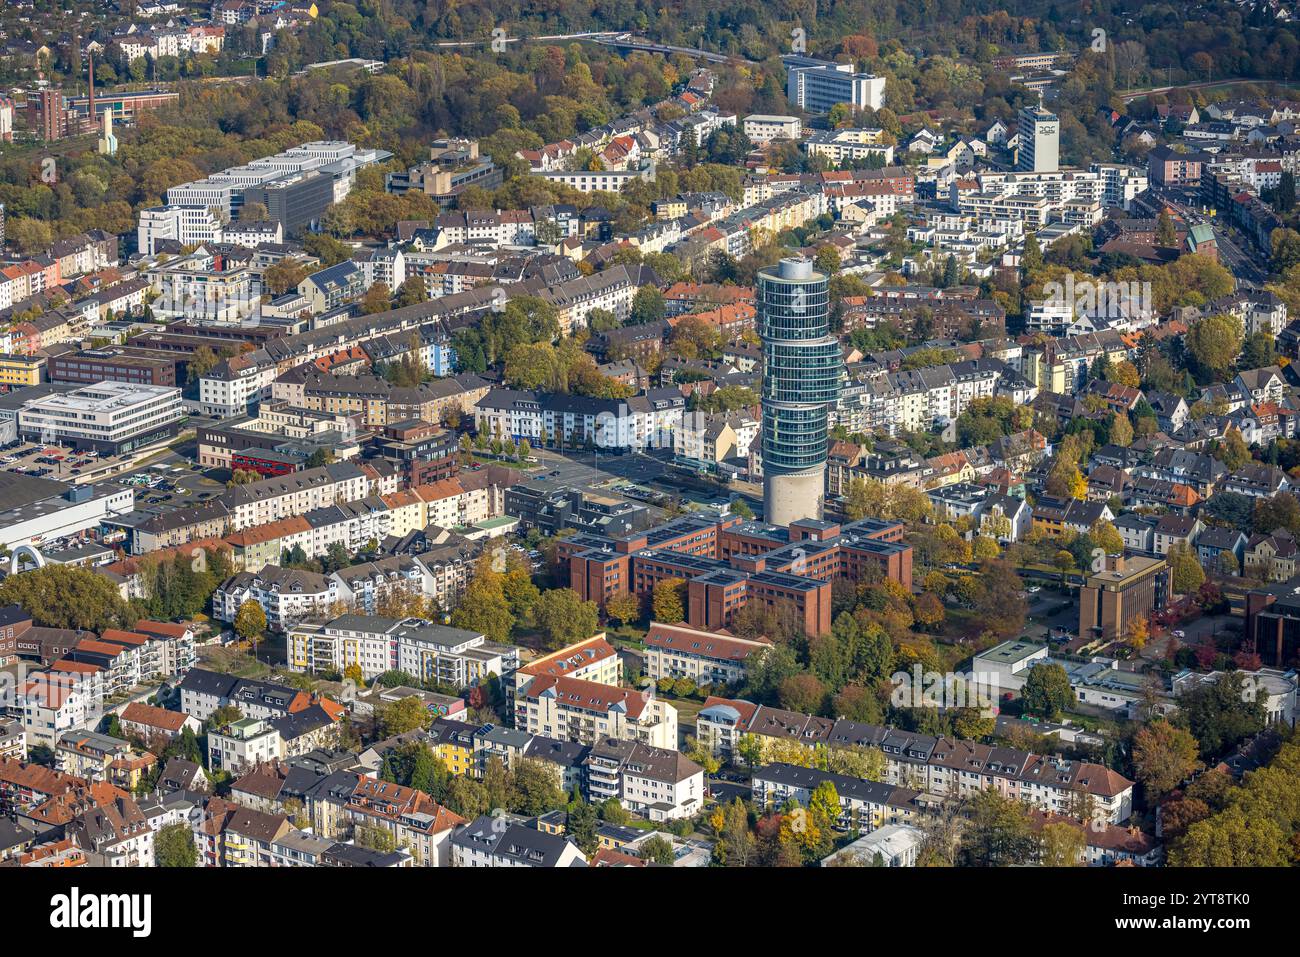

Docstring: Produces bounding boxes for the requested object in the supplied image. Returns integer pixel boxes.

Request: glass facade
[758,258,841,474]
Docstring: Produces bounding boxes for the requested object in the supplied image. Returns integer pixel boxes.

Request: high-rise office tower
[1017,104,1059,173]
[758,257,841,526]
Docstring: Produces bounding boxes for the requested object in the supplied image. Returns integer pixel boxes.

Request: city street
[1159,189,1269,286]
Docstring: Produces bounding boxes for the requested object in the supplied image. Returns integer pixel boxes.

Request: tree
[600,798,631,825]
[813,245,841,276]
[1171,806,1290,866]
[629,286,666,325]
[685,735,721,775]
[566,800,600,855]
[188,345,220,379]
[974,558,1028,639]
[380,695,432,737]
[1109,413,1133,448]
[1255,492,1300,537]
[1168,542,1206,595]
[449,555,515,643]
[1185,314,1244,377]
[155,822,197,867]
[1022,662,1075,720]
[639,834,675,865]
[1212,429,1252,473]
[500,552,540,620]
[1155,207,1178,246]
[1038,821,1085,866]
[233,599,266,642]
[778,674,827,714]
[355,823,398,852]
[913,591,946,630]
[1176,671,1266,761]
[1090,519,1124,555]
[1240,331,1277,370]
[604,591,641,626]
[651,578,686,623]
[0,564,131,632]
[263,258,310,296]
[394,276,429,308]
[1127,615,1149,651]
[530,588,599,650]
[361,282,392,315]
[305,448,336,469]
[510,759,564,815]
[960,789,1038,866]
[1022,233,1043,274]
[711,798,757,866]
[1132,721,1201,799]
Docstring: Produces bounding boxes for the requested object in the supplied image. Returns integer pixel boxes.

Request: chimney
[87,49,95,127]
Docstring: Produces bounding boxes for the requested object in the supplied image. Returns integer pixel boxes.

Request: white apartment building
[804,128,895,165]
[743,114,801,144]
[212,566,341,632]
[287,614,521,685]
[222,462,369,531]
[147,256,256,324]
[585,737,705,822]
[698,699,1134,824]
[165,180,236,219]
[475,389,685,451]
[540,165,655,194]
[1017,105,1060,173]
[515,674,678,749]
[198,359,277,419]
[643,621,772,686]
[19,672,91,750]
[512,635,623,697]
[208,718,281,773]
[222,220,284,247]
[785,56,886,112]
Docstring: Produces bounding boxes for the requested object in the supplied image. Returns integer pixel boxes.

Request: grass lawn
[660,694,708,731]
[606,623,648,649]
[198,644,272,679]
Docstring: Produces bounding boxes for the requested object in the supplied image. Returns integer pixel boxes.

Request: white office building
[1017,105,1060,173]
[785,56,886,113]
[17,382,183,454]
[137,205,225,256]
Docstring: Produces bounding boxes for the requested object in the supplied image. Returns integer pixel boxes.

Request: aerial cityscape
[0,0,1293,903]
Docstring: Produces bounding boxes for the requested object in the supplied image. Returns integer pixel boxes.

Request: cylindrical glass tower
[758,256,841,526]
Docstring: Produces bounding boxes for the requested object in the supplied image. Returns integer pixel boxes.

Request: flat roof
[979,640,1048,665]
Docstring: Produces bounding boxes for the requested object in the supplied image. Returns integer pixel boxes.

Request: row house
[1244,529,1300,582]
[1130,448,1227,498]
[287,614,520,686]
[343,777,465,866]
[515,674,679,750]
[698,698,1134,824]
[752,763,924,832]
[642,621,772,686]
[583,737,705,822]
[178,668,335,724]
[450,816,586,867]
[213,565,341,632]
[475,388,686,451]
[222,461,370,531]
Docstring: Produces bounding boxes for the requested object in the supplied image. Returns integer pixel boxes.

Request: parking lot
[1019,584,1082,644]
[0,438,111,481]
